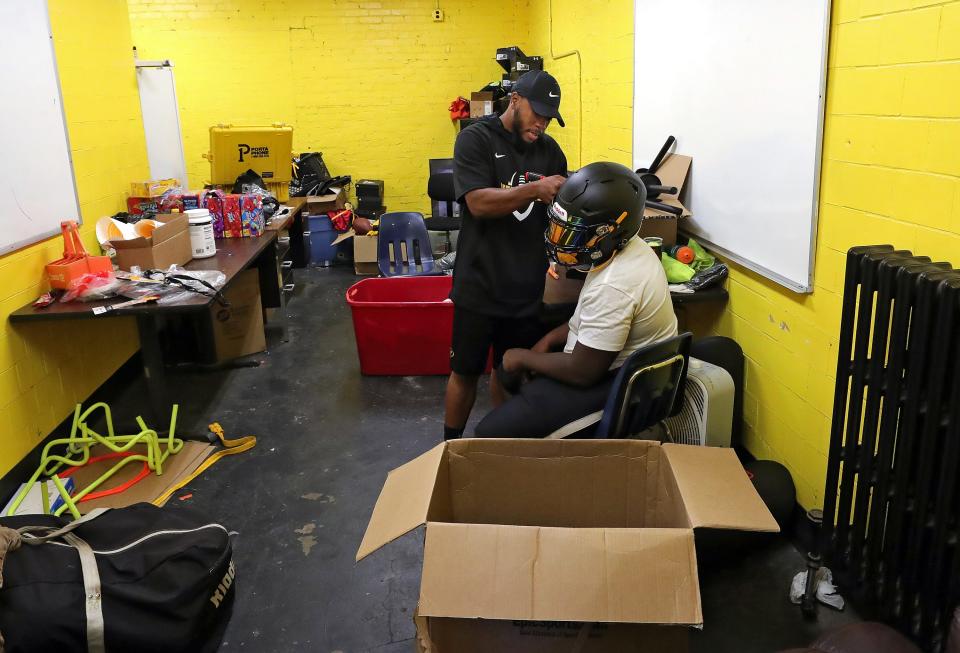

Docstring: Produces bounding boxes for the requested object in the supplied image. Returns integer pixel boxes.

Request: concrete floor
[100,266,859,652]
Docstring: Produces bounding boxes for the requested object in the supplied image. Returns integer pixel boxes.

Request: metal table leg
[136,313,167,422]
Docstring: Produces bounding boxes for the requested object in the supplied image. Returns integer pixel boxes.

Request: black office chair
[594,332,692,439]
[425,170,461,254]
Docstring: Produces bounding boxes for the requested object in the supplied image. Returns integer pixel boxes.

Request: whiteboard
[0,1,80,256]
[633,0,830,292]
[136,61,188,189]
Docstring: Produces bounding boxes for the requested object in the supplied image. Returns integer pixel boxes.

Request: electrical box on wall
[433,8,443,21]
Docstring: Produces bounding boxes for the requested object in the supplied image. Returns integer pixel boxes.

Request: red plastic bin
[346,276,456,375]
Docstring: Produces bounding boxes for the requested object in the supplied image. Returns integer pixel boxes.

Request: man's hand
[501,348,529,374]
[532,175,566,204]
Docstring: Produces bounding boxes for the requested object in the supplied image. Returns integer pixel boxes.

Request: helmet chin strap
[585,235,634,272]
[582,247,621,274]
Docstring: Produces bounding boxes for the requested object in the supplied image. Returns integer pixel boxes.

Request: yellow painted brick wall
[127,0,537,212]
[0,0,146,478]
[704,0,960,509]
[525,0,634,169]
[539,0,960,510]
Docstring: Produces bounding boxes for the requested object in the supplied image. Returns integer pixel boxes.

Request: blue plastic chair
[377,212,443,277]
[594,332,692,439]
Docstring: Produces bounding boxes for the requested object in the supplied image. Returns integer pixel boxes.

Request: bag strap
[0,527,22,590]
[8,508,109,653]
[0,508,106,588]
[63,531,106,653]
[152,423,256,507]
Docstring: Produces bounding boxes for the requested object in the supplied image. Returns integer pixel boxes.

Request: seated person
[474,161,678,438]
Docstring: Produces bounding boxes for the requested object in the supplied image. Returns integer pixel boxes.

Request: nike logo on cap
[549,91,559,98]
[495,153,506,158]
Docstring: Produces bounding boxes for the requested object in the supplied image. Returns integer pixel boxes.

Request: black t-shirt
[451,117,567,317]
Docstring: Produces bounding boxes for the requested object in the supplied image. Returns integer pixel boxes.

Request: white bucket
[186,208,216,259]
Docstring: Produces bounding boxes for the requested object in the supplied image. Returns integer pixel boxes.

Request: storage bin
[207,124,293,184]
[346,276,456,375]
[308,215,349,266]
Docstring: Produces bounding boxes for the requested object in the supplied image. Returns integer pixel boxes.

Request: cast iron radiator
[820,245,960,652]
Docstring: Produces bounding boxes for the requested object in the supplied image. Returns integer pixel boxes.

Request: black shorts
[450,306,545,376]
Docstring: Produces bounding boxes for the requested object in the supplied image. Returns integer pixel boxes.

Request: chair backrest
[377,212,438,276]
[428,159,461,219]
[595,332,693,439]
[426,171,459,225]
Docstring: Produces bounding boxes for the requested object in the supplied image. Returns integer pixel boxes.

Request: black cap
[513,70,565,127]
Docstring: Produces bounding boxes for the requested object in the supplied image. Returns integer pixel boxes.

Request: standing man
[443,70,569,441]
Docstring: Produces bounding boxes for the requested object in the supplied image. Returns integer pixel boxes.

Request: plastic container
[207,124,293,184]
[346,276,457,375]
[186,209,216,259]
[308,215,336,266]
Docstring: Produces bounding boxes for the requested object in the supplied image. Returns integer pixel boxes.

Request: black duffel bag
[0,503,235,653]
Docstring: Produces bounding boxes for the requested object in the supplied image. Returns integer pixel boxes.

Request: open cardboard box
[109,213,192,271]
[332,228,379,275]
[357,439,778,652]
[640,154,692,247]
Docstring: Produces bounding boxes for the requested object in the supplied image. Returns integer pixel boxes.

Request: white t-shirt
[564,237,678,369]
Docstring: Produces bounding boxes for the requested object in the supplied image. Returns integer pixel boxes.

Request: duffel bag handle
[1,508,109,653]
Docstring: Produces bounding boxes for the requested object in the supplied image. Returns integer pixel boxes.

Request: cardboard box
[2,478,76,516]
[357,439,778,651]
[417,616,686,652]
[130,178,180,198]
[331,228,379,275]
[353,233,378,275]
[240,194,265,237]
[110,213,193,271]
[304,188,346,214]
[209,269,265,362]
[639,154,693,247]
[127,196,161,216]
[470,91,494,118]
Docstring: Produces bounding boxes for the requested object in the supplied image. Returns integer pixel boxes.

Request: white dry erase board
[0,1,81,256]
[633,0,831,292]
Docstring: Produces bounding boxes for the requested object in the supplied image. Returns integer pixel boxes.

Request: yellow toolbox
[206,124,294,190]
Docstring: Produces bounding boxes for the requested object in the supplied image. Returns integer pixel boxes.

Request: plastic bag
[328,208,354,232]
[115,266,227,306]
[686,263,728,291]
[789,567,845,611]
[60,271,120,303]
[289,152,332,197]
[437,251,457,272]
[232,169,279,217]
[661,252,695,283]
[449,96,469,120]
[687,238,716,272]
